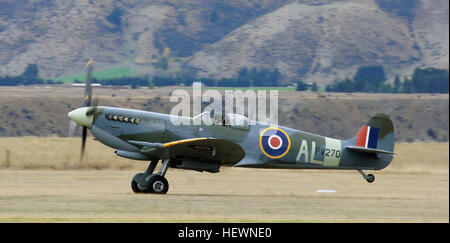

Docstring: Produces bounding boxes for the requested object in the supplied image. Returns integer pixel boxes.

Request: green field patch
[52,67,134,83]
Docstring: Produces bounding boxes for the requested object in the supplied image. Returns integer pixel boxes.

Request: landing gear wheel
[131,179,143,193]
[145,175,169,194]
[131,173,147,193]
[366,174,375,183]
[131,159,171,194]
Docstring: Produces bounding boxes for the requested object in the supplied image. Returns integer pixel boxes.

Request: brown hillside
[0,0,447,84]
[0,0,289,77]
[189,0,448,84]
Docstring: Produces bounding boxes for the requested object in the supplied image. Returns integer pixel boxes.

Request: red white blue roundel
[259,127,291,159]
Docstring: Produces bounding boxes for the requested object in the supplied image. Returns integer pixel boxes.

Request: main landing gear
[358,170,375,183]
[132,159,170,194]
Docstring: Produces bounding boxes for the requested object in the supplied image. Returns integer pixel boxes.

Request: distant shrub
[106,7,123,26]
[326,65,449,94]
[427,128,437,139]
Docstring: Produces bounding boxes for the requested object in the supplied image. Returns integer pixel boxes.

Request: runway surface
[0,168,447,222]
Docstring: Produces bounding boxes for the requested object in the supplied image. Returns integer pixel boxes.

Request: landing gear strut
[358,170,375,183]
[132,159,170,194]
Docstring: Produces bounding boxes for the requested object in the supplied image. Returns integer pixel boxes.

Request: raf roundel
[268,135,282,150]
[260,127,291,159]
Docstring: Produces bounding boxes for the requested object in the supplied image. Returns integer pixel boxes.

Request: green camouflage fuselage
[90,107,394,171]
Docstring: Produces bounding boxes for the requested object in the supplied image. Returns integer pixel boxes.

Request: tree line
[322,66,449,93]
[0,64,61,86]
[1,64,448,94]
[151,67,281,87]
[90,66,282,88]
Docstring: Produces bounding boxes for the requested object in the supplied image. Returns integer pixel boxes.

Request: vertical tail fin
[351,113,395,152]
[355,113,395,153]
[345,113,395,170]
[355,125,380,149]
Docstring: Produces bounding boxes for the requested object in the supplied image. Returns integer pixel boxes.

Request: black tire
[131,179,143,193]
[366,174,375,183]
[132,173,148,193]
[145,175,169,194]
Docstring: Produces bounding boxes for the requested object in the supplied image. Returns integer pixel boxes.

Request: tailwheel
[366,174,375,183]
[145,174,169,194]
[358,170,375,183]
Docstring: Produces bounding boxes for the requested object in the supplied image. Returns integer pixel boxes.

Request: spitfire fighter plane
[68,61,395,194]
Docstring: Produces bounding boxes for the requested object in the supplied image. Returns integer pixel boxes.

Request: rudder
[347,113,395,170]
[355,113,395,153]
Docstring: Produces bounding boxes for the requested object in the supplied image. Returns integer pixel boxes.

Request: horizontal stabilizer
[346,146,395,155]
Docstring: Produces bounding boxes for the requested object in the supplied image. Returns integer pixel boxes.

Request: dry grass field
[0,138,448,222]
[0,170,447,223]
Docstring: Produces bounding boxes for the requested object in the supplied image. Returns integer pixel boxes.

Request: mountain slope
[412,0,449,69]
[0,0,447,84]
[188,0,447,84]
[0,0,290,78]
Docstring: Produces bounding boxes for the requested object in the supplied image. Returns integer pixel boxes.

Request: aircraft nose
[68,107,94,128]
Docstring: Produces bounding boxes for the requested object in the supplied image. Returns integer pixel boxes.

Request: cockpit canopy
[193,112,250,129]
[224,113,249,129]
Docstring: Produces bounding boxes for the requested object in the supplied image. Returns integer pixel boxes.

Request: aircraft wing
[127,138,245,165]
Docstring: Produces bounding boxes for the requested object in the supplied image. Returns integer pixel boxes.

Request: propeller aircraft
[68,60,395,194]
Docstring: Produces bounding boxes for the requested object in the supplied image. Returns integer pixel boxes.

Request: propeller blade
[80,126,87,162]
[80,59,94,162]
[86,96,100,116]
[92,96,99,106]
[83,59,93,107]
[68,120,78,137]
